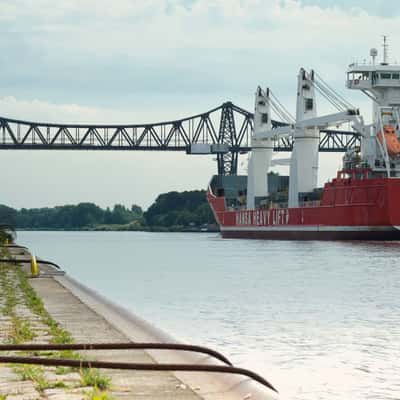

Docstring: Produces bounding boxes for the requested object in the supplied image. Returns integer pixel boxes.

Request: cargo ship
[208,41,400,240]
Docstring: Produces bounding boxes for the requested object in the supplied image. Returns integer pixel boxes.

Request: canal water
[18,231,400,400]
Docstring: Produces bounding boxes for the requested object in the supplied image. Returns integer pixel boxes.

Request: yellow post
[4,238,8,246]
[30,254,39,277]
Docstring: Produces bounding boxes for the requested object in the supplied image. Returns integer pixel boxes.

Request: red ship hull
[207,173,400,241]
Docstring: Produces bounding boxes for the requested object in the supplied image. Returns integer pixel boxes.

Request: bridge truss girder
[0,102,361,175]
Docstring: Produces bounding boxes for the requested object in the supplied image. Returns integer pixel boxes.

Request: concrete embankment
[0,245,277,400]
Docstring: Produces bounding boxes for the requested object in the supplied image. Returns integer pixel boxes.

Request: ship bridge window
[348,72,370,84]
[392,73,400,79]
[381,73,391,79]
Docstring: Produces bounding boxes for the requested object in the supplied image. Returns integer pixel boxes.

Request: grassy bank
[0,261,113,399]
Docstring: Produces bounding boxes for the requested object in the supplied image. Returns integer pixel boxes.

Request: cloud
[0,96,116,123]
[2,0,399,106]
[299,0,400,17]
[2,0,389,116]
[0,0,399,208]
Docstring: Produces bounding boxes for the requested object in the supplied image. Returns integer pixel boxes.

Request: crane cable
[269,90,295,123]
[309,71,355,112]
[314,71,355,109]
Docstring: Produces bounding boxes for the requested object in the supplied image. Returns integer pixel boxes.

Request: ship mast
[383,35,389,65]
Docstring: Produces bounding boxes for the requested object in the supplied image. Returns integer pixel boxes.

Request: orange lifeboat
[377,125,400,157]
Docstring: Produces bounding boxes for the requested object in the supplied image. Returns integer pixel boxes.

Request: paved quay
[0,245,277,400]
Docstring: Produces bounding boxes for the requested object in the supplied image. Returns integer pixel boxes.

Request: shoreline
[16,227,220,233]
[0,244,276,400]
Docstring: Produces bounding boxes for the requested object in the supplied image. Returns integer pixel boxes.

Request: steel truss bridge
[0,102,361,175]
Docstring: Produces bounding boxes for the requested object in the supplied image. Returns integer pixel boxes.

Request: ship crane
[259,109,364,137]
[246,87,295,209]
[247,68,366,209]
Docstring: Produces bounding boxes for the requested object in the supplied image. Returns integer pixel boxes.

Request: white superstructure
[346,38,400,177]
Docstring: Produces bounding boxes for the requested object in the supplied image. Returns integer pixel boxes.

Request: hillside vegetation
[0,190,216,232]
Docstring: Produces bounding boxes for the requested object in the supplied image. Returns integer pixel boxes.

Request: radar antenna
[370,48,378,66]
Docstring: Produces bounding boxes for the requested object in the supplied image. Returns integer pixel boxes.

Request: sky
[1,0,400,210]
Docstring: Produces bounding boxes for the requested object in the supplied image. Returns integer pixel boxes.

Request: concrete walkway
[0,247,202,400]
[30,277,202,399]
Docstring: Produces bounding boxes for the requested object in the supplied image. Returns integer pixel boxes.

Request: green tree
[0,205,17,226]
[110,204,131,225]
[0,205,17,243]
[144,190,215,227]
[131,204,143,217]
[2,189,214,231]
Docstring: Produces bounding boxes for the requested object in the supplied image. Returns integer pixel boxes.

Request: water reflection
[17,231,400,400]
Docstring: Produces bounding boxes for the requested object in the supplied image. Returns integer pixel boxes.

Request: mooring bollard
[30,254,39,277]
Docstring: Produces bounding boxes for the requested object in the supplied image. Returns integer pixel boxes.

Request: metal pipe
[0,342,232,366]
[0,245,28,250]
[36,259,62,270]
[0,258,62,270]
[0,355,277,393]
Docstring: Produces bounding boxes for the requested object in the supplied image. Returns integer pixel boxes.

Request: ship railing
[299,200,321,208]
[270,202,288,209]
[227,201,321,210]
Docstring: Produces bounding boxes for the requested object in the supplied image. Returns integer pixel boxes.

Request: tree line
[0,190,216,231]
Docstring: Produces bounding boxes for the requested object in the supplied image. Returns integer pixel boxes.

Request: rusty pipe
[0,258,62,270]
[0,342,232,366]
[0,355,277,393]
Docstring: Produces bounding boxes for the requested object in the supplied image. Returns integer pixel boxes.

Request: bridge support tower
[217,102,239,175]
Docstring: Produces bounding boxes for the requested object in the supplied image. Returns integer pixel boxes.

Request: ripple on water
[17,232,400,400]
